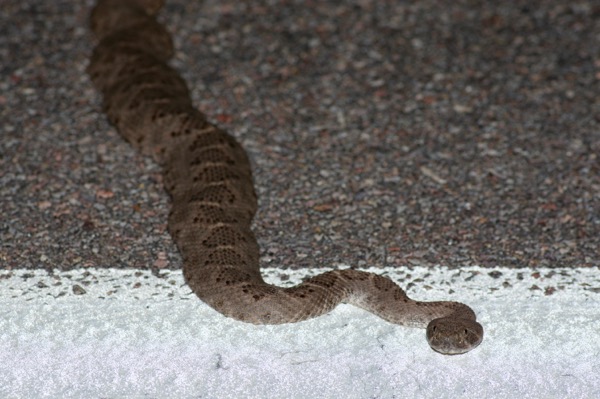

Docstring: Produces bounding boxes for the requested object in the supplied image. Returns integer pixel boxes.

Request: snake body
[87,0,483,355]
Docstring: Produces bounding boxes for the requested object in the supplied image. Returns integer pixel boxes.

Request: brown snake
[87,0,483,355]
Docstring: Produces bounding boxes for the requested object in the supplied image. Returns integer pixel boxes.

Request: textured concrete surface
[1,266,599,397]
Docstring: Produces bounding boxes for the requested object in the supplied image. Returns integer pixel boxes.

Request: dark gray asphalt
[1,0,598,271]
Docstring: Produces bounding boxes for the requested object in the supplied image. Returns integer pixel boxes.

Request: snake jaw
[426,317,484,355]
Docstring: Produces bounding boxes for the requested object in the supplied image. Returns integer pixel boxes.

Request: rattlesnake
[87,0,483,355]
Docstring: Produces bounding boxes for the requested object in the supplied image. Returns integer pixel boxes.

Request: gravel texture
[1,0,599,272]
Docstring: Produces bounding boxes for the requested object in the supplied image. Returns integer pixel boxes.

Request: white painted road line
[1,267,598,398]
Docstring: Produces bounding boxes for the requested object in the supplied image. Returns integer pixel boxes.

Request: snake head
[426,317,483,355]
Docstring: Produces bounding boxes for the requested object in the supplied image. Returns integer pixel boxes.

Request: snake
[87,0,483,355]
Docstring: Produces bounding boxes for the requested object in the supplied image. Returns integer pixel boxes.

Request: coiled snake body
[87,0,483,355]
